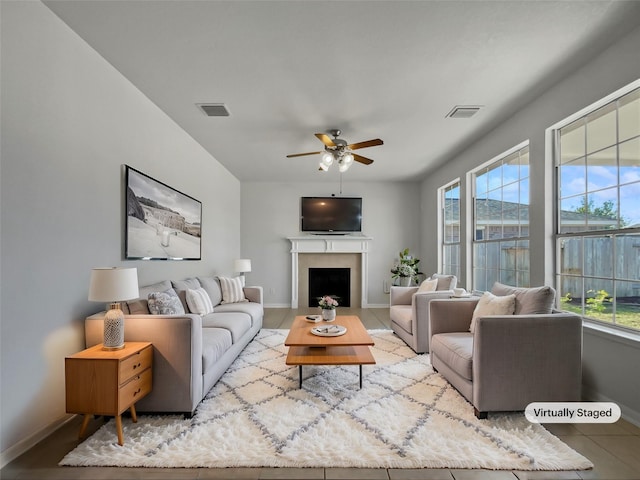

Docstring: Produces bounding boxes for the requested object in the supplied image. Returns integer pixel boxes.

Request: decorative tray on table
[310,325,347,337]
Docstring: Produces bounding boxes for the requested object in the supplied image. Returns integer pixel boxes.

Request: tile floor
[2,308,639,480]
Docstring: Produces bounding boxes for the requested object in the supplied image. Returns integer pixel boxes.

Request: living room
[2,1,640,478]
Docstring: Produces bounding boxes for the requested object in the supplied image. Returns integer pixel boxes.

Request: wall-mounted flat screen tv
[301,197,362,233]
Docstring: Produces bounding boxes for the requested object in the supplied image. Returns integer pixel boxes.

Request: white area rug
[60,329,593,470]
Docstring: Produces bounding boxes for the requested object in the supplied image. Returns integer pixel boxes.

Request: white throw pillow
[218,276,248,304]
[470,291,516,333]
[186,287,214,315]
[417,278,438,293]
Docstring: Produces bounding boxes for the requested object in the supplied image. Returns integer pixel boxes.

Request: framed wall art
[125,165,202,260]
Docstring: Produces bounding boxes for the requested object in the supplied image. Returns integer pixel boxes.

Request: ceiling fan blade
[347,138,383,150]
[286,151,322,158]
[315,133,336,147]
[353,153,374,165]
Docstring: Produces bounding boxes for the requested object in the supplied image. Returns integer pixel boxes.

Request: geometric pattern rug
[60,329,593,470]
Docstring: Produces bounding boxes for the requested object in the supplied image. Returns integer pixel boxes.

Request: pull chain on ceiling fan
[287,129,383,172]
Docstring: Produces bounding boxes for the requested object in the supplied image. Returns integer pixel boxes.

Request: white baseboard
[364,303,390,308]
[264,303,292,308]
[582,386,640,427]
[1,414,75,469]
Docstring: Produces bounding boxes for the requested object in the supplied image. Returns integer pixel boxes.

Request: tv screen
[301,197,362,233]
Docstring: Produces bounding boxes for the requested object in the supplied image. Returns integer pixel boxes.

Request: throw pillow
[470,291,516,333]
[431,273,457,291]
[491,282,556,315]
[186,287,214,315]
[148,289,185,315]
[417,278,438,293]
[218,276,248,304]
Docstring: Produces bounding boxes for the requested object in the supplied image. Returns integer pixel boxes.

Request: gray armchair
[390,274,457,353]
[428,284,582,419]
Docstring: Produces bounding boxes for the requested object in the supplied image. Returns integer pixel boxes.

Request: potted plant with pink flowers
[318,295,339,321]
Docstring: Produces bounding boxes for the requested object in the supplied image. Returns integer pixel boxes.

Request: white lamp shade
[234,259,252,273]
[88,267,139,302]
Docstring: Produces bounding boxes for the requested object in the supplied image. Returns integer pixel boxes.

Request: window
[440,180,460,278]
[555,84,640,332]
[472,143,530,291]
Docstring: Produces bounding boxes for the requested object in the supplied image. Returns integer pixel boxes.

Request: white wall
[0,1,241,463]
[419,25,640,423]
[240,180,421,307]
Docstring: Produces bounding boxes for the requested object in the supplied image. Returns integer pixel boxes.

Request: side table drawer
[118,368,152,413]
[119,345,153,383]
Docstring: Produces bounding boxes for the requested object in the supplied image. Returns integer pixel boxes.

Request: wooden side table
[65,342,152,445]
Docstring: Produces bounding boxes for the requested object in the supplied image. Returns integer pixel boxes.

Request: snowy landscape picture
[125,166,202,260]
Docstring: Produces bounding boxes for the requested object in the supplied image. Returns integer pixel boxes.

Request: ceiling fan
[287,129,383,172]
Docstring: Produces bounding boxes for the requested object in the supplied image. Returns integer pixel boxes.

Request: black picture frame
[125,165,202,260]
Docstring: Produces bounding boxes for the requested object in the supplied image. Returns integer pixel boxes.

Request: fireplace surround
[288,235,372,308]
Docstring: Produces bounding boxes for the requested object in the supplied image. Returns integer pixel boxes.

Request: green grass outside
[562,302,640,331]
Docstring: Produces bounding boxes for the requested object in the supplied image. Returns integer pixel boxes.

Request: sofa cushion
[417,278,438,293]
[431,332,474,381]
[390,305,413,334]
[186,287,214,315]
[491,282,556,315]
[148,289,185,315]
[127,299,150,315]
[201,328,233,375]
[218,276,248,304]
[470,291,515,333]
[431,274,457,291]
[198,276,223,307]
[172,278,202,312]
[202,312,252,343]
[213,302,263,326]
[127,279,172,314]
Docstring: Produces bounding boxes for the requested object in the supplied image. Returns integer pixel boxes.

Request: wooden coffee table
[284,315,376,389]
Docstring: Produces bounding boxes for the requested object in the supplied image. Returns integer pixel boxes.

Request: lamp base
[103,303,125,350]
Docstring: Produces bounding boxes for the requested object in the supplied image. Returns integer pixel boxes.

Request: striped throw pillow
[218,276,248,304]
[186,287,214,315]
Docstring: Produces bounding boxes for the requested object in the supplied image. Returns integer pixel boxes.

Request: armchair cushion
[417,278,438,293]
[430,332,473,380]
[431,274,457,291]
[470,291,515,333]
[389,305,413,334]
[491,282,556,315]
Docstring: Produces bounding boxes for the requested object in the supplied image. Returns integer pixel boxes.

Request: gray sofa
[429,283,582,419]
[85,276,263,416]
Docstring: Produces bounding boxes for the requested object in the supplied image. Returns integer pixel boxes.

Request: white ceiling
[44,0,640,183]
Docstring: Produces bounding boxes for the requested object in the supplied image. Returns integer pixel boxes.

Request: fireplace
[288,235,372,308]
[308,268,351,307]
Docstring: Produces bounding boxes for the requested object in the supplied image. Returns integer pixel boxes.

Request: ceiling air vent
[197,103,230,117]
[446,105,482,119]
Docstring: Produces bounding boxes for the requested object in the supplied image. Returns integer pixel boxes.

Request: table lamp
[88,267,139,350]
[234,259,251,286]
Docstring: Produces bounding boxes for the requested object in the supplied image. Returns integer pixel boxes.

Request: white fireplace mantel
[288,235,372,308]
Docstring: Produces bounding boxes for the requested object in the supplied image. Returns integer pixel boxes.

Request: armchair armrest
[429,298,479,336]
[243,285,263,305]
[85,312,204,415]
[390,286,418,306]
[473,313,582,412]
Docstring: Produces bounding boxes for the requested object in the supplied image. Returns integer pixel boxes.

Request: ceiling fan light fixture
[343,152,354,165]
[318,160,329,171]
[321,150,334,166]
[338,160,351,173]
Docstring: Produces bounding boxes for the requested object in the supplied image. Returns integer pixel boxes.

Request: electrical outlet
[383,280,390,294]
[269,287,276,294]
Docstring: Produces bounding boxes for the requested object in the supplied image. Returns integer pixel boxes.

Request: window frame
[469,140,531,292]
[550,79,640,333]
[438,179,461,279]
